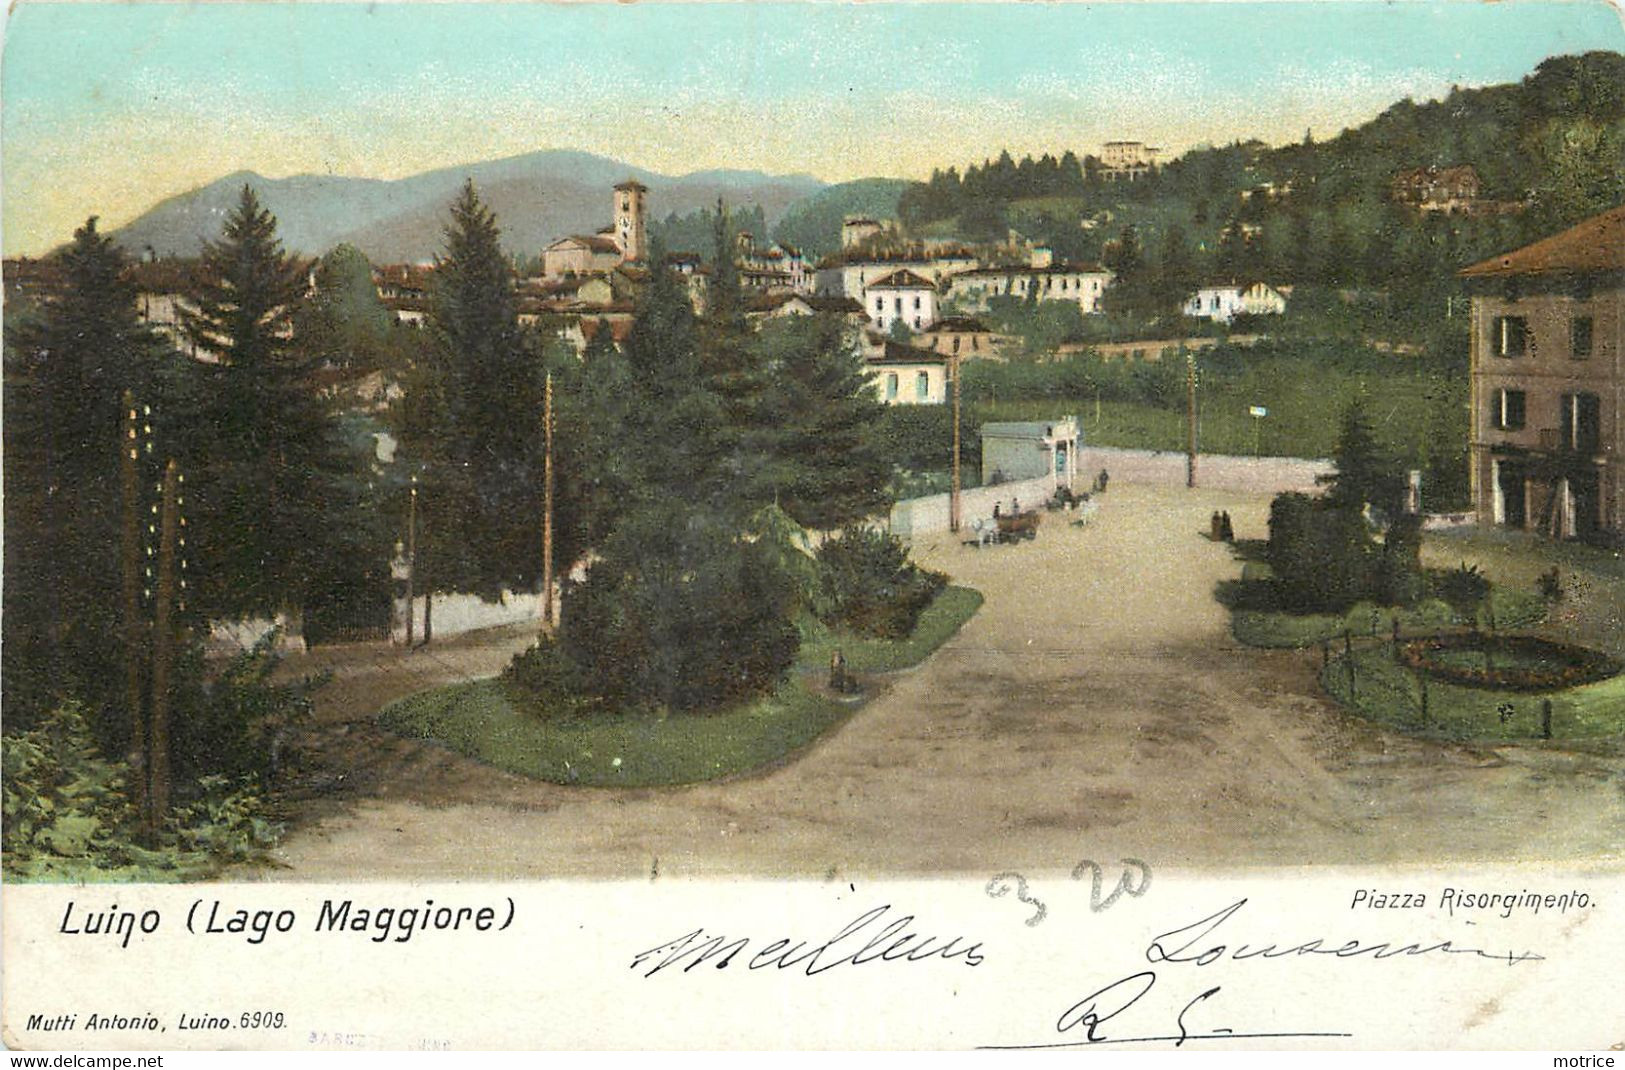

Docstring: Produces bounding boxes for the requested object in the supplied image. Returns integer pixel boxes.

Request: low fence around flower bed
[1319,633,1625,742]
[1398,634,1621,692]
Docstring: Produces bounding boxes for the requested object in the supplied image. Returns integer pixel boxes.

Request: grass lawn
[1420,527,1625,659]
[1322,647,1625,742]
[796,585,983,674]
[972,363,1459,467]
[378,586,982,787]
[1229,588,1546,649]
[1221,557,1546,650]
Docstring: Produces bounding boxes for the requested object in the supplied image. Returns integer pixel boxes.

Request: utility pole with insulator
[542,370,555,630]
[147,459,181,832]
[950,355,962,534]
[1186,351,1198,489]
[119,391,146,819]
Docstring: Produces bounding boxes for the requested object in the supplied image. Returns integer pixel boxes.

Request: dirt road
[261,482,1625,880]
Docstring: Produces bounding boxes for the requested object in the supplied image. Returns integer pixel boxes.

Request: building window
[916,371,930,400]
[1561,392,1601,453]
[875,296,884,312]
[914,317,922,329]
[886,373,898,401]
[1492,316,1528,358]
[913,295,921,310]
[894,297,903,314]
[952,337,961,353]
[1491,388,1526,431]
[1571,316,1594,360]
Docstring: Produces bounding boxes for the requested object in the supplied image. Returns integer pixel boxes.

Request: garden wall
[890,473,1060,537]
[1077,446,1334,495]
[393,589,542,645]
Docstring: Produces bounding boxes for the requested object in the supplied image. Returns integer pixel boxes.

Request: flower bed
[1398,634,1621,692]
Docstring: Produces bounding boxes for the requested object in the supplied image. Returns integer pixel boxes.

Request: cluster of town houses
[3,165,1618,544]
[370,182,1625,543]
[365,176,1296,409]
[365,178,1125,408]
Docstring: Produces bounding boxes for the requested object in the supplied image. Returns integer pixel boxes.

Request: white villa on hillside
[865,268,939,334]
[1183,281,1287,323]
[945,263,1113,315]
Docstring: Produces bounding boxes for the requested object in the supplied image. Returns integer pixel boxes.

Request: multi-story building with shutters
[1460,206,1623,540]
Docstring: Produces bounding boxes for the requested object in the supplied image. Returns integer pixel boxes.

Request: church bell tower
[613,179,649,264]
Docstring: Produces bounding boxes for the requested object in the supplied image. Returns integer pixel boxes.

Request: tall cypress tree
[182,185,364,623]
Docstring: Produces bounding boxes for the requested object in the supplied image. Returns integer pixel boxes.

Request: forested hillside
[892,51,1623,308]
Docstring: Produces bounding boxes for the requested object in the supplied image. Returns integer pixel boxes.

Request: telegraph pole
[950,355,962,534]
[542,370,555,630]
[1185,351,1198,489]
[147,460,180,831]
[119,392,146,819]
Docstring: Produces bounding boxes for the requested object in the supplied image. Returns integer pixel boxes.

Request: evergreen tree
[1319,394,1406,522]
[748,315,890,529]
[181,186,368,623]
[426,179,548,597]
[547,243,802,714]
[699,207,775,516]
[2,217,176,732]
[1156,224,1199,316]
[705,199,745,331]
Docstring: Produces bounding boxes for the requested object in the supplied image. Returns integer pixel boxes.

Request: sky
[3,1,1623,256]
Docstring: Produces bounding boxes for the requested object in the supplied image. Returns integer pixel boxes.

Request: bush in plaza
[815,525,948,640]
[550,506,801,715]
[505,636,603,718]
[1436,562,1492,627]
[1266,493,1379,613]
[1376,512,1426,608]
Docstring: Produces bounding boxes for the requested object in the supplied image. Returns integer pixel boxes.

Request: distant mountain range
[109,149,832,264]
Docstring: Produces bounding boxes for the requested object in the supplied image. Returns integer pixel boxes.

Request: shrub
[1266,493,1318,596]
[1377,513,1425,607]
[168,776,283,864]
[171,630,323,789]
[1267,494,1377,613]
[504,637,603,719]
[1436,562,1491,626]
[557,507,801,714]
[2,702,134,869]
[816,525,948,639]
[3,703,283,879]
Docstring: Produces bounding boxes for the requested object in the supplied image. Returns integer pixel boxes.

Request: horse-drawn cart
[996,509,1041,542]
